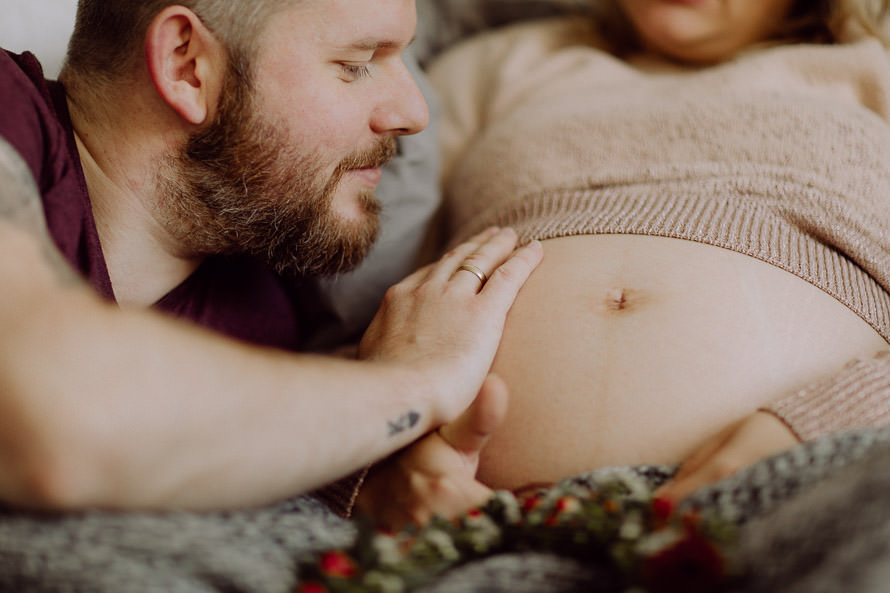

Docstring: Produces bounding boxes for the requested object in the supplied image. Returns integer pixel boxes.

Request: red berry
[319,551,358,578]
[653,497,674,521]
[522,496,543,512]
[555,496,580,513]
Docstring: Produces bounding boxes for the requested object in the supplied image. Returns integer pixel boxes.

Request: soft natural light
[0,0,78,77]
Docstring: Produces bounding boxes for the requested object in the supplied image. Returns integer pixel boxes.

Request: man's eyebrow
[342,35,417,51]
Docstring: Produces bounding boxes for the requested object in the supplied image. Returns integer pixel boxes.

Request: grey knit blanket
[1,427,889,593]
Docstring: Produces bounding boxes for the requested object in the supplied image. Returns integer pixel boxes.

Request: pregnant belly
[478,235,889,490]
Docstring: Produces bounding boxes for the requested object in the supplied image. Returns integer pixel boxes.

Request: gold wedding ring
[457,263,488,285]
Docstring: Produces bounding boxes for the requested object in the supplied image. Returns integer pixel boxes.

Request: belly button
[602,287,635,313]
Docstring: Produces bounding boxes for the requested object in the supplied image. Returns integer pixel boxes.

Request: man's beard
[157,69,393,277]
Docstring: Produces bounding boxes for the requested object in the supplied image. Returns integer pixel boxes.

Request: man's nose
[371,62,430,136]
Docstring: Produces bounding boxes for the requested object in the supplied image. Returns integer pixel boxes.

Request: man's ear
[144,6,227,126]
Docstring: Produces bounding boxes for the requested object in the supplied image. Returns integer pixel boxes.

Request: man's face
[160,0,428,276]
[252,0,428,225]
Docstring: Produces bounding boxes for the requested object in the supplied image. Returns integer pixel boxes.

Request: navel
[599,287,645,314]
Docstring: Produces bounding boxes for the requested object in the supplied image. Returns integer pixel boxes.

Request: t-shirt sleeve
[761,350,890,441]
[0,50,58,194]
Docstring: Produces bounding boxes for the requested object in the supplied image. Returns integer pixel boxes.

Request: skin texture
[357,0,862,529]
[653,410,799,504]
[0,0,545,511]
[357,371,510,529]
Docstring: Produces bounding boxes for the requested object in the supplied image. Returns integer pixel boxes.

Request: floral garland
[298,470,737,593]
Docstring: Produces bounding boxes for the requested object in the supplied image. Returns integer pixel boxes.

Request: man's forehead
[283,0,417,46]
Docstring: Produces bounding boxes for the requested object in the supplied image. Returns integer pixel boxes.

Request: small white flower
[465,514,501,551]
[619,510,644,540]
[491,490,522,524]
[591,468,651,502]
[422,529,460,561]
[364,570,405,593]
[634,528,683,556]
[372,534,402,567]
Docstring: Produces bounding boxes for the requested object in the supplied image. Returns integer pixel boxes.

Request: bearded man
[0,0,542,513]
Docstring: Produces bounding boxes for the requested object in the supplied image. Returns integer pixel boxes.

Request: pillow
[0,0,77,77]
[414,0,592,66]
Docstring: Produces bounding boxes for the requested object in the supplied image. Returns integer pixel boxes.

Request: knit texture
[3,428,890,592]
[428,17,890,438]
[768,351,890,441]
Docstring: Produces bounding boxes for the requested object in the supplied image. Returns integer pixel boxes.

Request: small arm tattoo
[388,411,421,437]
[0,137,82,286]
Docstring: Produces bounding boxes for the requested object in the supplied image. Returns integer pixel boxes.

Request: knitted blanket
[1,428,889,593]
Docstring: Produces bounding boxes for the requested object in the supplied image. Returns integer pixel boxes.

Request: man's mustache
[339,136,399,172]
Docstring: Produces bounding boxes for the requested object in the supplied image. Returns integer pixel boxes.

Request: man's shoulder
[0,49,54,116]
[0,48,64,187]
[0,48,100,290]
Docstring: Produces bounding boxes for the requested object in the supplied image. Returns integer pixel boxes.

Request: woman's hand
[654,410,800,505]
[354,375,508,530]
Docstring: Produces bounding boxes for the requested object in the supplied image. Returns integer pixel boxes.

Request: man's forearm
[0,137,543,512]
[0,287,440,511]
[0,139,437,511]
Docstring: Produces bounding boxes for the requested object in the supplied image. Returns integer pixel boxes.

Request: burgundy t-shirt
[0,49,303,350]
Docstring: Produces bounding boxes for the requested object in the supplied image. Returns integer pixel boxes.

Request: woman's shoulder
[739,35,890,80]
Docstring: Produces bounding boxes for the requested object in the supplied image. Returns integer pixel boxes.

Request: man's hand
[355,374,508,530]
[358,227,542,425]
[654,410,800,506]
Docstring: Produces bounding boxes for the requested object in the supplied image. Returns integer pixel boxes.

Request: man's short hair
[63,0,293,83]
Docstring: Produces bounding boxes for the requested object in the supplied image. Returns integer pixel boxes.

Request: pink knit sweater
[428,17,890,442]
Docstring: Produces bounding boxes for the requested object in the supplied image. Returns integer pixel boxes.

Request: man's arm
[0,138,543,511]
[355,373,509,529]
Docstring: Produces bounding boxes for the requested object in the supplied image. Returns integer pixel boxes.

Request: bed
[4,1,890,592]
[1,427,889,592]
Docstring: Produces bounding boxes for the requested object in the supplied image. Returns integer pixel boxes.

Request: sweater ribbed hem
[764,351,890,440]
[449,172,890,342]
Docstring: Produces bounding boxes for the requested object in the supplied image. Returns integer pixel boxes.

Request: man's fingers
[442,228,521,291]
[394,478,493,529]
[417,472,494,520]
[478,239,544,305]
[396,227,502,290]
[426,227,504,285]
[439,373,509,455]
[454,481,495,516]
